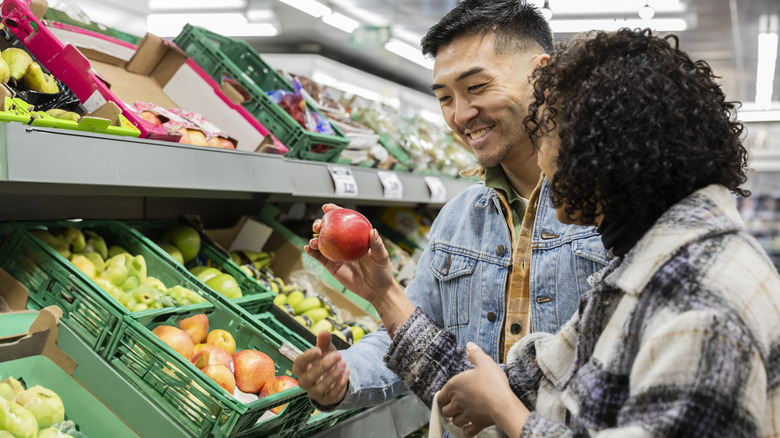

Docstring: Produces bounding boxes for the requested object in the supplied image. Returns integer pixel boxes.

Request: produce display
[151,312,299,414]
[0,377,85,438]
[29,227,206,312]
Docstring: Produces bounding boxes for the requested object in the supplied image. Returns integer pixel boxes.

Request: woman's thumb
[466,342,486,365]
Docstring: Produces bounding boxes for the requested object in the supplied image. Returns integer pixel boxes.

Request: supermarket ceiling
[70,0,780,110]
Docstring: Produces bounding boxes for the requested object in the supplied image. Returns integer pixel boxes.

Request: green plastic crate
[0,228,126,356]
[173,24,350,162]
[120,220,275,312]
[110,301,314,438]
[0,355,139,438]
[0,220,262,356]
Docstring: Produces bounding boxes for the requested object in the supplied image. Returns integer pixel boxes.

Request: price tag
[424,176,448,203]
[328,165,359,197]
[377,170,404,200]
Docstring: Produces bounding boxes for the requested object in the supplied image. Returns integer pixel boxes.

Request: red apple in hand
[178,314,209,344]
[202,364,235,394]
[233,349,275,393]
[317,208,372,262]
[191,344,233,371]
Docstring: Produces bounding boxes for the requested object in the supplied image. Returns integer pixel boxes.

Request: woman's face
[538,130,598,226]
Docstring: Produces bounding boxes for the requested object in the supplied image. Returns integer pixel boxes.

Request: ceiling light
[384,38,434,70]
[541,0,553,21]
[277,0,331,18]
[322,12,360,33]
[549,18,687,33]
[148,0,247,10]
[738,110,780,123]
[547,0,684,15]
[638,2,655,20]
[756,14,779,111]
[147,13,278,37]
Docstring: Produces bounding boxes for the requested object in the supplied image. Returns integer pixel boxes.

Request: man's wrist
[370,283,415,338]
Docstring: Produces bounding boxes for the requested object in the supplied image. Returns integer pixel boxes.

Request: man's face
[432,34,543,168]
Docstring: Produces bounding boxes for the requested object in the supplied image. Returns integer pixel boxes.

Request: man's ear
[533,53,550,67]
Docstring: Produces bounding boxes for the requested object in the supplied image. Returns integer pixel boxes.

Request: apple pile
[0,377,84,438]
[152,313,298,414]
[30,227,205,313]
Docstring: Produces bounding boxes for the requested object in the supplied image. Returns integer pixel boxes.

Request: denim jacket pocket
[430,248,478,328]
[571,236,610,297]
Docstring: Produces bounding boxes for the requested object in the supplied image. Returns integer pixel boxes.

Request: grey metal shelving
[0,123,473,206]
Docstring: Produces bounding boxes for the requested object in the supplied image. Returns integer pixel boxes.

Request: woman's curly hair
[525,28,750,228]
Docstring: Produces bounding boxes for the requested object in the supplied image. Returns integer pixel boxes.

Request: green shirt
[484,166,527,241]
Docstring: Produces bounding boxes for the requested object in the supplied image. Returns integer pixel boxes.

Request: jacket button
[510,323,522,334]
[495,245,506,256]
[487,312,497,322]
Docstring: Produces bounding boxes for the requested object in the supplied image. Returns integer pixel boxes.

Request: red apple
[269,376,299,414]
[178,314,209,344]
[191,344,233,371]
[219,138,236,149]
[233,349,275,394]
[152,325,195,360]
[140,110,162,126]
[206,329,236,355]
[318,209,372,262]
[201,364,235,394]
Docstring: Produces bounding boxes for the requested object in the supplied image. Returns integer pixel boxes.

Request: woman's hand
[439,343,530,437]
[305,204,398,304]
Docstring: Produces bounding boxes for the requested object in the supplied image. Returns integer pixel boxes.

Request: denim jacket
[327,178,608,411]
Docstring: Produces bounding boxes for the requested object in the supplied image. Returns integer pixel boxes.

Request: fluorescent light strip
[756,31,778,110]
[147,13,277,37]
[549,17,687,33]
[277,0,331,18]
[322,12,360,33]
[148,0,247,10]
[737,110,780,123]
[384,39,434,70]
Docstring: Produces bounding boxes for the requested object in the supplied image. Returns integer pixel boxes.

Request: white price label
[424,176,448,203]
[377,170,404,200]
[328,165,359,197]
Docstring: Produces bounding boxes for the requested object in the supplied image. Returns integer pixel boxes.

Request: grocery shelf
[0,123,473,206]
[309,394,429,438]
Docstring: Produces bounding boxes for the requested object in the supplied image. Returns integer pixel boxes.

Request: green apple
[82,251,105,274]
[0,398,37,438]
[69,254,96,279]
[143,276,167,293]
[159,243,184,265]
[108,245,130,258]
[62,227,85,253]
[0,378,22,402]
[205,273,242,299]
[83,230,108,260]
[14,385,63,428]
[101,255,129,287]
[125,255,147,284]
[37,427,74,438]
[194,267,221,283]
[30,229,70,259]
[161,225,200,263]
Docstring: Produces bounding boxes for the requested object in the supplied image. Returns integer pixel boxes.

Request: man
[292,0,608,416]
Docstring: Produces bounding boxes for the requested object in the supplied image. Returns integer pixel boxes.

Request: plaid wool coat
[385,184,780,437]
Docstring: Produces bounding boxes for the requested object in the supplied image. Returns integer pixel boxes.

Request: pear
[0,57,10,84]
[23,62,59,94]
[2,48,32,81]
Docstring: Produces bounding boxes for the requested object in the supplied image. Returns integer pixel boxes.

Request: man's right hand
[292,331,350,407]
[305,204,398,304]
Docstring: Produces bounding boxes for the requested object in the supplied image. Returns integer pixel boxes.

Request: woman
[342,28,780,437]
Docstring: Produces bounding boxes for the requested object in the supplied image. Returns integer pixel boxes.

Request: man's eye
[437,96,451,104]
[468,84,487,92]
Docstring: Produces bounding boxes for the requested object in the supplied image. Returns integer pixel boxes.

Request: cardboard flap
[0,268,29,311]
[30,306,77,374]
[126,33,187,86]
[85,101,122,126]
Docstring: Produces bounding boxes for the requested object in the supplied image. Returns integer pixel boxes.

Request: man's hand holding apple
[292,331,350,407]
[305,204,400,304]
